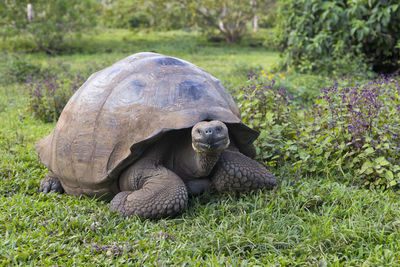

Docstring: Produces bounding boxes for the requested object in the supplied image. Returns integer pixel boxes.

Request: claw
[39,174,64,194]
[51,182,64,193]
[42,181,50,193]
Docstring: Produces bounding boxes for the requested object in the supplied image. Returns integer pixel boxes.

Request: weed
[25,73,85,122]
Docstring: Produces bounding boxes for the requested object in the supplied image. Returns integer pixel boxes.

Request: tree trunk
[27,3,34,23]
[252,15,259,32]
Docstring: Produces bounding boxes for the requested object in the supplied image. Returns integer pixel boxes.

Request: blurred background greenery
[1,0,399,74]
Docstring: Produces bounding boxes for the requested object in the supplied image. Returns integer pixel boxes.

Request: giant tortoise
[36,52,277,219]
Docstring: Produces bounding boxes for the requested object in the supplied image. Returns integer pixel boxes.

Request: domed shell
[35,52,258,197]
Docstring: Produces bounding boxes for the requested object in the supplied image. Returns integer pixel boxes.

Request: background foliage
[0,0,99,54]
[182,0,271,42]
[102,0,276,42]
[276,0,400,74]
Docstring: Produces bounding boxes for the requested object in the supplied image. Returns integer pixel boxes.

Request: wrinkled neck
[192,150,221,177]
[172,132,222,178]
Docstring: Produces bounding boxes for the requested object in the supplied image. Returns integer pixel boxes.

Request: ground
[0,29,399,265]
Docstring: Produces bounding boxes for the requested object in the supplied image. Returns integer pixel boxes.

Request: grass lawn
[1,29,400,265]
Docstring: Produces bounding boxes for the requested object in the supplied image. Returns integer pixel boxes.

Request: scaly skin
[211,150,277,192]
[111,160,188,219]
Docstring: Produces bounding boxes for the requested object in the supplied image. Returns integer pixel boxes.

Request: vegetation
[102,0,276,42]
[183,0,274,42]
[1,0,400,264]
[238,72,400,191]
[0,53,43,83]
[276,0,400,74]
[25,73,86,122]
[0,0,99,54]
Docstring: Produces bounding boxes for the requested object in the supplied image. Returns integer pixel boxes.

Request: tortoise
[36,52,277,219]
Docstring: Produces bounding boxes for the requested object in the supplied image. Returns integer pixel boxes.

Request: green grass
[1,29,400,265]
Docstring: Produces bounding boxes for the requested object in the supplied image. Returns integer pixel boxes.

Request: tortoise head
[191,120,230,154]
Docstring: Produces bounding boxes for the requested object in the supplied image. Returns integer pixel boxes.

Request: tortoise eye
[197,129,202,134]
[215,126,222,133]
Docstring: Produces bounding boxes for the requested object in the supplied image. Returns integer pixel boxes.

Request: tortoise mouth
[192,136,230,153]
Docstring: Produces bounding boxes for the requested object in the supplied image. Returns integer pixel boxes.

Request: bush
[0,0,99,54]
[235,72,298,168]
[276,0,400,74]
[1,53,42,83]
[293,75,400,190]
[25,74,85,122]
[238,73,400,191]
[128,12,151,28]
[0,53,71,84]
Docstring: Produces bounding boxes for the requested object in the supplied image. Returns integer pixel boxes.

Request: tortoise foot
[211,150,277,192]
[110,188,187,219]
[110,166,188,219]
[39,173,64,194]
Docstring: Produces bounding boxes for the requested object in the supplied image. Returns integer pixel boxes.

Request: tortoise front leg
[211,150,277,192]
[110,165,188,219]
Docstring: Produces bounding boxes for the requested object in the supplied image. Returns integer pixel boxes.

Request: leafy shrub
[0,36,38,52]
[129,12,151,28]
[0,53,71,84]
[235,72,298,168]
[238,73,400,191]
[25,74,85,122]
[292,75,400,190]
[1,53,42,83]
[258,12,277,29]
[276,0,400,74]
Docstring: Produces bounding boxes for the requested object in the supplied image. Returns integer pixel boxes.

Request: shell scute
[156,57,186,66]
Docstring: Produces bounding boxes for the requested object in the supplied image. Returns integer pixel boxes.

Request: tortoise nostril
[204,128,213,135]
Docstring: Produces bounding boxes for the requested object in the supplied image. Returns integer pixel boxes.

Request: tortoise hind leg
[39,172,64,194]
[211,150,277,192]
[110,165,188,219]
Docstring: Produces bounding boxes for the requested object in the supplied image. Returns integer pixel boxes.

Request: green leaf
[385,170,394,181]
[314,147,323,155]
[265,111,274,123]
[364,147,374,155]
[375,157,390,166]
[359,160,373,174]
